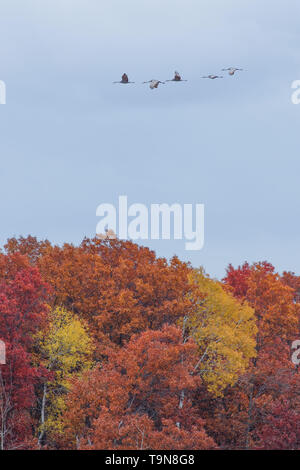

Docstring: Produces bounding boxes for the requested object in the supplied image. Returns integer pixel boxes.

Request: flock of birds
[113,68,244,89]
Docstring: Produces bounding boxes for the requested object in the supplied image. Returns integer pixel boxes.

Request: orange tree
[61,325,216,450]
[5,237,194,351]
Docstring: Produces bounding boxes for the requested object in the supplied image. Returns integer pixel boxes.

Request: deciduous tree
[0,260,49,449]
[62,325,216,450]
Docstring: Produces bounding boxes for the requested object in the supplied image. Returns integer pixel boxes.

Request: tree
[281,271,300,307]
[186,269,257,396]
[257,399,300,450]
[217,261,300,449]
[36,237,194,351]
[4,236,51,265]
[0,259,49,449]
[35,307,94,447]
[62,325,216,450]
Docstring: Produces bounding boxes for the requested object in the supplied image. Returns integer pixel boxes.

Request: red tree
[0,257,50,449]
[257,400,300,450]
[204,262,300,449]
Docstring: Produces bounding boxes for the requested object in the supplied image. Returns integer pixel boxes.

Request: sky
[0,0,300,279]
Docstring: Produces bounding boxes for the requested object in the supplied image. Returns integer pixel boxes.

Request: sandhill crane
[202,75,223,80]
[166,71,187,82]
[222,67,243,76]
[97,228,117,240]
[142,79,165,89]
[113,73,135,84]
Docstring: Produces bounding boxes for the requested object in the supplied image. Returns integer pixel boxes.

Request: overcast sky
[0,0,300,278]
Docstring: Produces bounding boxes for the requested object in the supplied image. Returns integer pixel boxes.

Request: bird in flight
[142,79,165,89]
[222,67,243,76]
[166,71,187,82]
[97,228,117,240]
[202,75,223,80]
[113,73,135,84]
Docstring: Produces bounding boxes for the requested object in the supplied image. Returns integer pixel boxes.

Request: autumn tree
[0,258,50,449]
[3,236,300,451]
[35,307,94,447]
[212,261,300,449]
[186,269,257,396]
[34,237,194,351]
[4,236,51,265]
[257,399,300,450]
[62,325,216,450]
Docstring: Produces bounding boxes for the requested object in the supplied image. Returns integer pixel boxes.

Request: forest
[0,235,299,450]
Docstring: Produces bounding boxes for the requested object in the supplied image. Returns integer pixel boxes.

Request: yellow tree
[36,307,94,447]
[186,269,257,396]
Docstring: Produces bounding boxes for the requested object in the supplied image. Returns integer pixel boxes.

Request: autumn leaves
[0,236,299,449]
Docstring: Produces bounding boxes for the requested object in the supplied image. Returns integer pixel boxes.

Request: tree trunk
[245,382,254,450]
[38,383,47,446]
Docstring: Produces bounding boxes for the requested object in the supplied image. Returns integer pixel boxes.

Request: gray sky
[0,0,300,279]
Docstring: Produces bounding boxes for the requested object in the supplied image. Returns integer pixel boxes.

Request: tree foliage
[0,257,49,449]
[186,269,257,395]
[62,325,216,450]
[35,307,94,445]
[1,237,299,450]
